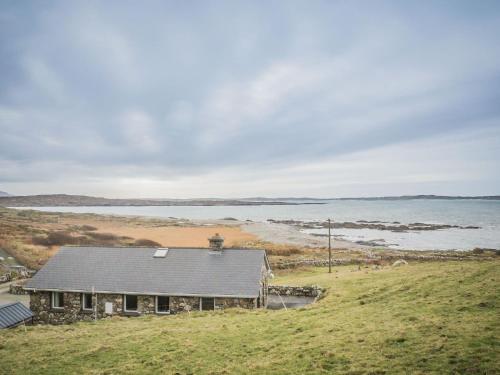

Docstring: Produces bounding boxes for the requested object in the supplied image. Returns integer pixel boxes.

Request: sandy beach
[60,216,257,247]
[61,216,360,249]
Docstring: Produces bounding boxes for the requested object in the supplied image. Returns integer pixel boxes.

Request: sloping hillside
[1,261,498,374]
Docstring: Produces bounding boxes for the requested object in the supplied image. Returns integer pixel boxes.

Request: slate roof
[25,246,269,298]
[0,302,33,329]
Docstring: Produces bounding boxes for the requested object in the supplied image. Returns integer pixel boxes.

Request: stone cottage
[24,235,270,324]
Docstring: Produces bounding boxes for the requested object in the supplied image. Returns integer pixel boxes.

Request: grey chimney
[208,233,224,250]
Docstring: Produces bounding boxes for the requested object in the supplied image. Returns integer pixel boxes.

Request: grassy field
[1,261,498,374]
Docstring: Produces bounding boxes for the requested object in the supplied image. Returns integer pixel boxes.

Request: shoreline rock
[267,219,481,232]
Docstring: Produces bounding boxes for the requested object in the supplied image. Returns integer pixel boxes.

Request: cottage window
[124,295,138,312]
[51,292,64,309]
[82,293,93,311]
[200,297,215,311]
[156,296,170,313]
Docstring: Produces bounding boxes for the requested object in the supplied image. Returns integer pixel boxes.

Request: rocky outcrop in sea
[267,219,480,233]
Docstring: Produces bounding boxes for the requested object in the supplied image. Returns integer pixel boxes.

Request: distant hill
[1,194,497,207]
[333,195,500,201]
[0,194,311,207]
[244,195,500,201]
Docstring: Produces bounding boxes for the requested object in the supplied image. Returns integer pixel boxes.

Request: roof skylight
[153,248,168,258]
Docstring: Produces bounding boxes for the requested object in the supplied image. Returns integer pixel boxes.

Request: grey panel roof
[0,302,33,329]
[25,247,268,298]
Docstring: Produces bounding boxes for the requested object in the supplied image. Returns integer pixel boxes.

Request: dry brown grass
[72,220,256,247]
[0,207,257,269]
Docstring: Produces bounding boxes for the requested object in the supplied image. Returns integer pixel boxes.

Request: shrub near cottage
[31,230,141,248]
[133,238,162,247]
[32,231,76,246]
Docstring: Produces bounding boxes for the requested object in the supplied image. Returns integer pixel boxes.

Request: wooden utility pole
[328,218,332,273]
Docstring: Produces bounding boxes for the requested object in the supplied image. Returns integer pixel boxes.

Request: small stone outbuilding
[24,236,270,324]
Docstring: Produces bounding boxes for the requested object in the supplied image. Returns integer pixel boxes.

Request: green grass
[1,261,498,374]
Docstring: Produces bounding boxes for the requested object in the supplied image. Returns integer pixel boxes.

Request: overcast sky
[1,1,499,198]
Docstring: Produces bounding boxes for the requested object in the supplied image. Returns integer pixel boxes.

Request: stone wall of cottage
[215,297,255,309]
[30,291,258,324]
[166,296,256,311]
[30,291,95,324]
[169,296,200,312]
[96,293,124,316]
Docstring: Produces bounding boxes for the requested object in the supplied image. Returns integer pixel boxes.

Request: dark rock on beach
[269,219,481,232]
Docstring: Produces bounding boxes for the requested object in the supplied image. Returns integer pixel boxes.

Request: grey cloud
[0,1,499,196]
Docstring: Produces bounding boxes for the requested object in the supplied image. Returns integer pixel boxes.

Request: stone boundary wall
[9,282,29,295]
[271,254,491,269]
[0,269,34,284]
[268,285,323,298]
[272,259,356,269]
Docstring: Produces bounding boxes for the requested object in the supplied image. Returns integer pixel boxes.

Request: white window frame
[123,294,138,312]
[200,297,215,311]
[82,293,93,311]
[51,291,64,309]
[155,296,170,314]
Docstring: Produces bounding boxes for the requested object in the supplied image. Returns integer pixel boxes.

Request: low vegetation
[247,241,304,257]
[133,238,162,247]
[0,207,239,269]
[1,261,498,374]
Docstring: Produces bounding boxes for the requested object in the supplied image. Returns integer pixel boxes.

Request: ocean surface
[13,199,500,251]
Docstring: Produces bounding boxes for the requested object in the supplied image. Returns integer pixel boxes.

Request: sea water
[12,199,500,251]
